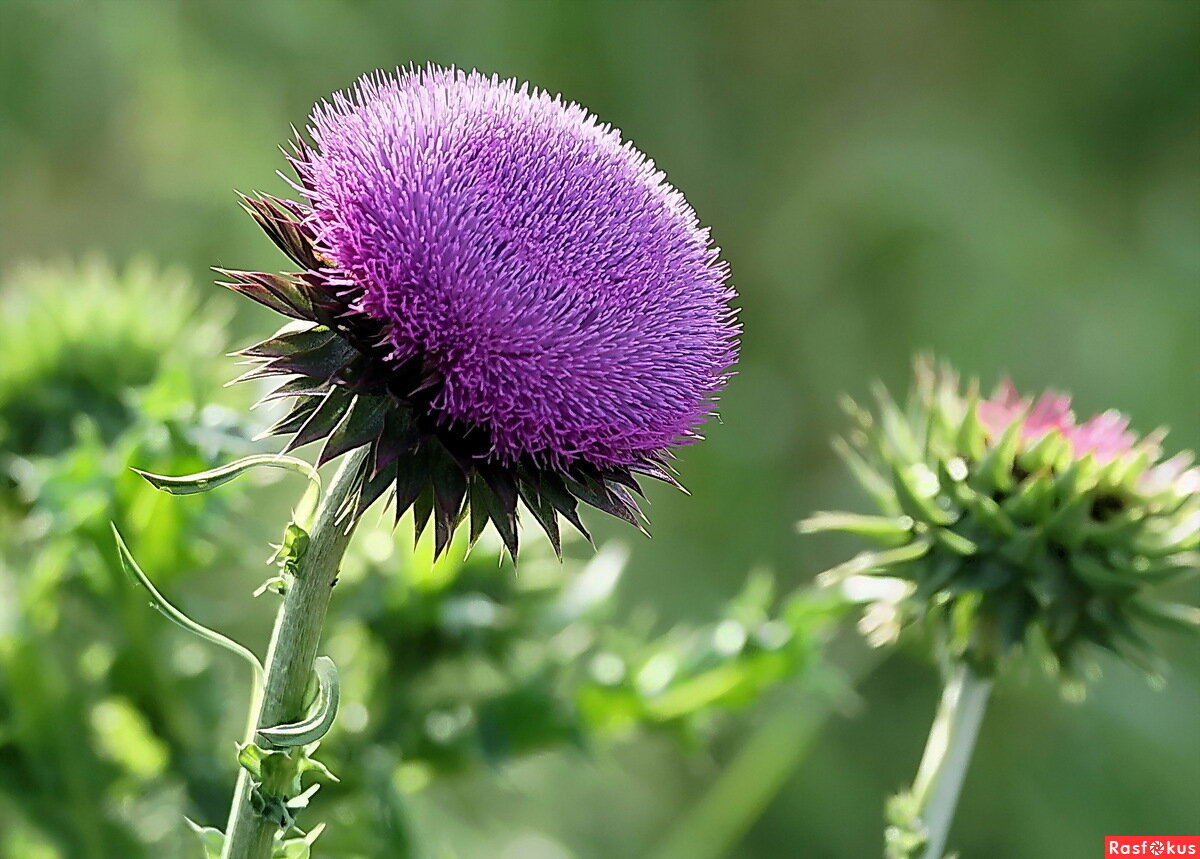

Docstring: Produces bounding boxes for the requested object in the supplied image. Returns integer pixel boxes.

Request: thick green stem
[905,664,992,859]
[221,447,369,859]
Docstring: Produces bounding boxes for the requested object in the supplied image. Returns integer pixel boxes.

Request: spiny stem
[897,663,992,859]
[221,446,370,859]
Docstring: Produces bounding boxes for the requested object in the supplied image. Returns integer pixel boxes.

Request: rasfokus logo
[1106,837,1200,855]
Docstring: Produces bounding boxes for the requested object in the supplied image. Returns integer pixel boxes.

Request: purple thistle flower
[221,66,739,558]
[301,69,736,469]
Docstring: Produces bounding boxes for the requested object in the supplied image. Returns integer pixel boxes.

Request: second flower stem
[908,663,992,859]
[221,446,369,859]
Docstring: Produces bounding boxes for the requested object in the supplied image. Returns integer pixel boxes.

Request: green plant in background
[332,534,841,777]
[802,358,1199,859]
[118,479,843,859]
[0,254,840,859]
[0,253,839,859]
[0,259,256,858]
[0,258,230,461]
[276,528,844,858]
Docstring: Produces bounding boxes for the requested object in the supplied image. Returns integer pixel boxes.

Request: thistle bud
[802,359,1199,687]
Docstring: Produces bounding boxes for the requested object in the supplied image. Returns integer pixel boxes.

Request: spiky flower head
[223,66,738,558]
[801,359,1199,688]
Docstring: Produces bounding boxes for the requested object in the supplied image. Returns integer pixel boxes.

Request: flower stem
[221,446,369,859]
[891,663,992,859]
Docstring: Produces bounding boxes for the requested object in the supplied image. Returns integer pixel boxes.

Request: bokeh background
[1,1,1197,857]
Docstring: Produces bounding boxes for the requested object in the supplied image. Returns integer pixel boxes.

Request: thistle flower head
[222,66,738,558]
[801,359,1199,687]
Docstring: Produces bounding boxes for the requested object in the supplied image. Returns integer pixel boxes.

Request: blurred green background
[1,1,1197,857]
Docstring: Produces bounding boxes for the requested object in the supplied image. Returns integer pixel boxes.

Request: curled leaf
[257,656,340,750]
[131,453,320,496]
[112,524,264,684]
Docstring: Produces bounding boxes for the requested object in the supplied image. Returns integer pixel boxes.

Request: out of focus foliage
[0,262,843,858]
[0,260,256,858]
[0,259,227,458]
[312,530,843,858]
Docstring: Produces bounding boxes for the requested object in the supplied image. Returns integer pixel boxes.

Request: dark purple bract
[298,66,738,468]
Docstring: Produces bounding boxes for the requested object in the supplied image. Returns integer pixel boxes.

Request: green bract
[802,360,1199,687]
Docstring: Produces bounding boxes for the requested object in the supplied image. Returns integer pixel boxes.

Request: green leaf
[218,268,317,321]
[972,418,1023,494]
[831,436,901,516]
[1130,517,1200,557]
[533,470,590,541]
[131,453,319,496]
[185,818,224,859]
[238,324,336,360]
[892,463,955,526]
[261,333,357,381]
[914,555,962,600]
[815,538,933,585]
[319,394,388,466]
[286,388,353,450]
[236,742,268,779]
[798,511,915,546]
[1127,552,1200,584]
[930,527,978,556]
[962,489,1017,539]
[257,657,340,750]
[947,590,983,659]
[467,478,492,548]
[955,389,986,462]
[1044,492,1092,550]
[1069,553,1139,592]
[112,525,264,683]
[1080,509,1145,548]
[1053,457,1100,504]
[295,746,339,784]
[429,445,468,559]
[995,589,1036,650]
[273,823,326,859]
[871,380,920,461]
[521,486,563,558]
[1016,430,1069,474]
[1001,471,1056,525]
[947,558,1013,593]
[269,523,310,578]
[1127,598,1200,634]
[1097,446,1152,493]
[937,456,973,506]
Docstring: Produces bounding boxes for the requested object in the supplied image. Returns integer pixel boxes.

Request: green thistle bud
[802,358,1199,687]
